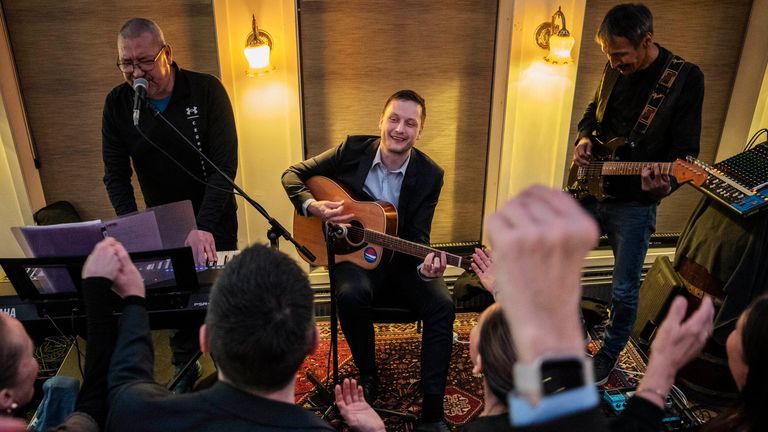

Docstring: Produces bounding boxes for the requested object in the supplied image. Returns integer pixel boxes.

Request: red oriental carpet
[294,312,648,431]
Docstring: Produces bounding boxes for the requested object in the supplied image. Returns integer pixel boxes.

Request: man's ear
[199,324,210,354]
[472,355,483,376]
[164,43,173,63]
[642,33,653,48]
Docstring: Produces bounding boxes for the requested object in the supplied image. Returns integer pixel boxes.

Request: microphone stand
[142,104,315,261]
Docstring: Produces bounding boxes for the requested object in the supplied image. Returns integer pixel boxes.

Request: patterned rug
[295,312,648,431]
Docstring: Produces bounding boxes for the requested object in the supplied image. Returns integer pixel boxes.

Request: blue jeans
[28,376,80,432]
[582,199,657,360]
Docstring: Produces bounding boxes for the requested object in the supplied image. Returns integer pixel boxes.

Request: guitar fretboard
[597,161,674,175]
[349,227,465,268]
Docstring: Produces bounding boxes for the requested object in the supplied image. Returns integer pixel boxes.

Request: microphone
[132,78,148,126]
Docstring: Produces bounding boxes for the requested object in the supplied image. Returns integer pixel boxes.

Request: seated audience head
[469,303,516,408]
[201,244,318,393]
[725,293,768,424]
[0,314,39,414]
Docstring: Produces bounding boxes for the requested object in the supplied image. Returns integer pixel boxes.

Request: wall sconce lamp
[535,6,575,64]
[244,14,274,76]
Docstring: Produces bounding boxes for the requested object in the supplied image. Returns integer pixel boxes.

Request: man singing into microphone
[101,17,238,393]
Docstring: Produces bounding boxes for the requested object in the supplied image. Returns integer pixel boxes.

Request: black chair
[371,293,422,334]
[366,293,421,421]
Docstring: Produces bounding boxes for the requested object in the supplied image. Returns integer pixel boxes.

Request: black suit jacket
[106,301,334,432]
[282,135,444,265]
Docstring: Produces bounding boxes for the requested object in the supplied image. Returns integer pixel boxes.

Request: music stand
[0,247,200,319]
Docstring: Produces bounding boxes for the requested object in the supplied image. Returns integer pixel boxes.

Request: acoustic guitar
[292,176,473,270]
[566,136,708,201]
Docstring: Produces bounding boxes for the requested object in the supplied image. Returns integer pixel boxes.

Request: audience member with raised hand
[486,185,716,431]
[489,186,597,369]
[487,186,605,430]
[103,243,335,431]
[0,237,127,432]
[701,293,768,431]
[470,248,496,297]
[334,378,385,432]
[103,240,404,431]
[609,294,713,431]
[462,303,515,431]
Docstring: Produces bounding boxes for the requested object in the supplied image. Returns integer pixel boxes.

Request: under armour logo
[186,106,199,115]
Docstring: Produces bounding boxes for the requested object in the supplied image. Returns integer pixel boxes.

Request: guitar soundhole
[346,220,364,246]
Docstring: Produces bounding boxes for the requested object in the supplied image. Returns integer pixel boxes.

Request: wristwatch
[513,355,594,403]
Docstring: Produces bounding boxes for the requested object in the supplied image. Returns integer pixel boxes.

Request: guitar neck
[361,229,465,268]
[599,161,674,176]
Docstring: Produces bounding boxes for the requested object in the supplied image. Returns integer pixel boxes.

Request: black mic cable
[133,105,316,262]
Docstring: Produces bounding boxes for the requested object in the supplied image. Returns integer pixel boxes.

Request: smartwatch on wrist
[513,355,593,403]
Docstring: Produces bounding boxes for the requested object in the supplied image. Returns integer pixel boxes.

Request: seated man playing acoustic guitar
[282,89,455,432]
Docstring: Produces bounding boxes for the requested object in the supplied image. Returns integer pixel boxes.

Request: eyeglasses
[116,45,167,73]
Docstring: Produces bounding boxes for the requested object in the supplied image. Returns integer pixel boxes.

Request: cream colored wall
[751,69,768,136]
[212,0,304,262]
[488,0,586,211]
[0,98,30,259]
[0,11,37,260]
[718,0,768,161]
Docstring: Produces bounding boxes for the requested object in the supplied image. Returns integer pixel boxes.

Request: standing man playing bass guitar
[282,90,454,432]
[573,3,704,385]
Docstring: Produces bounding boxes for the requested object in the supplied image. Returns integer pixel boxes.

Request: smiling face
[378,99,423,159]
[600,35,653,76]
[117,31,174,99]
[0,315,38,410]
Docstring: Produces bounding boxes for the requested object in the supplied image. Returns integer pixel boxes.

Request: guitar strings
[341,225,463,262]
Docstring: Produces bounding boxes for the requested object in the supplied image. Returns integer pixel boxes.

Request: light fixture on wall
[244,14,274,76]
[535,6,575,64]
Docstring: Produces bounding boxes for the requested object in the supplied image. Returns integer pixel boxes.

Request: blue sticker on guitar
[363,247,378,263]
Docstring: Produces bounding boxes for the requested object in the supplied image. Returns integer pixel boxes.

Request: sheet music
[12,220,105,294]
[102,211,163,252]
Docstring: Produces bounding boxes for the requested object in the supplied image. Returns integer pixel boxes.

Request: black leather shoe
[413,420,450,432]
[359,374,379,404]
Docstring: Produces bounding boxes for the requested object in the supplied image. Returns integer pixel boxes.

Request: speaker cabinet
[630,256,684,355]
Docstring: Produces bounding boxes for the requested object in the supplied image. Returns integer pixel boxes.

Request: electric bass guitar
[566,136,708,201]
[292,176,473,270]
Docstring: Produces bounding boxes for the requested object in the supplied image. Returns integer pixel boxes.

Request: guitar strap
[627,54,686,147]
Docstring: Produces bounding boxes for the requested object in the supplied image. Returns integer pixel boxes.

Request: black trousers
[333,256,455,396]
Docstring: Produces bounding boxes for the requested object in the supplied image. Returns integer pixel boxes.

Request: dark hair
[596,3,653,48]
[738,294,768,428]
[0,316,23,389]
[382,89,426,128]
[118,18,166,47]
[205,244,315,392]
[478,304,516,406]
[703,294,768,431]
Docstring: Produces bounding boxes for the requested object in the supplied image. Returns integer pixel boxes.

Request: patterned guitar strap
[625,54,687,149]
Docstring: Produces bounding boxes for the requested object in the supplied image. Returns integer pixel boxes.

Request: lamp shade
[244,44,271,70]
[545,31,575,64]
